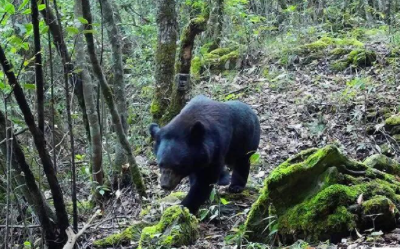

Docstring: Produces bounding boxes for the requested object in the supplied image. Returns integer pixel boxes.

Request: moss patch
[245,145,400,245]
[138,206,199,249]
[93,221,149,247]
[364,154,400,176]
[385,114,400,126]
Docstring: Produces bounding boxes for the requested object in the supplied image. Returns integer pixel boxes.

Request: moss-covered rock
[202,47,240,71]
[93,221,149,247]
[361,195,399,231]
[384,114,400,135]
[138,206,199,249]
[348,49,377,67]
[364,154,400,176]
[245,145,400,245]
[385,114,400,126]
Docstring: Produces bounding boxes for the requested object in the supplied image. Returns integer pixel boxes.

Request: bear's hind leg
[229,157,250,193]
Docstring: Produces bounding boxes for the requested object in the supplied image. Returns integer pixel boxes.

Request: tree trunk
[31,0,45,133]
[99,0,130,188]
[74,0,104,202]
[151,0,178,123]
[160,17,208,125]
[79,0,147,198]
[0,111,59,245]
[0,45,69,247]
[40,4,91,144]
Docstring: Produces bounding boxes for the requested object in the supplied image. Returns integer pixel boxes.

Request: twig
[62,210,101,249]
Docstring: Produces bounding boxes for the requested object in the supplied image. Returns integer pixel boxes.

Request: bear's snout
[160,168,183,190]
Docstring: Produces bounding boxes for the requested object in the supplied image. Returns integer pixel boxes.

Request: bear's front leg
[181,165,222,214]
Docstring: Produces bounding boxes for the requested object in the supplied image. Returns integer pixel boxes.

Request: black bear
[149,95,260,213]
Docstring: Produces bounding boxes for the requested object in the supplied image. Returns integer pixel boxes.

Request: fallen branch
[62,210,101,249]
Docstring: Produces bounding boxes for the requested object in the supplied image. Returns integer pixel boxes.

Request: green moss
[202,47,240,70]
[361,195,398,231]
[330,60,350,71]
[364,154,400,176]
[190,56,201,79]
[385,114,400,126]
[93,222,149,247]
[330,48,352,57]
[150,100,161,117]
[209,47,237,56]
[301,40,329,51]
[245,145,400,244]
[66,200,94,215]
[279,185,357,241]
[348,49,376,67]
[138,206,199,249]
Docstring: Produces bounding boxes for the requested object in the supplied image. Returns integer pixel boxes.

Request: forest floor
[86,27,400,248]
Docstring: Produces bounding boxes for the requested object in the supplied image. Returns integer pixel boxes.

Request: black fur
[149,95,260,213]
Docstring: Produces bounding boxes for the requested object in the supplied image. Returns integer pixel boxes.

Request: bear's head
[149,121,211,190]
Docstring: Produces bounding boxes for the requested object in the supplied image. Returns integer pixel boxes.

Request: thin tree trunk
[99,0,129,187]
[31,0,45,133]
[78,0,147,198]
[0,110,62,248]
[0,45,69,247]
[151,0,178,123]
[207,0,224,51]
[40,4,91,144]
[74,0,104,201]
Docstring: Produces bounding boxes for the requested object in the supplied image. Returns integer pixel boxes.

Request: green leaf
[22,84,36,90]
[99,189,105,196]
[18,0,29,11]
[66,26,80,35]
[209,187,216,202]
[220,198,229,205]
[22,8,31,14]
[78,17,88,24]
[21,42,29,51]
[250,153,260,165]
[199,209,209,221]
[4,3,15,14]
[41,26,49,34]
[25,23,33,33]
[83,29,96,34]
[37,4,46,11]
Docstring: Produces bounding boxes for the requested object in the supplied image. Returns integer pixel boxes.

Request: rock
[364,154,400,175]
[385,114,400,135]
[244,145,400,245]
[361,195,398,231]
[138,206,199,249]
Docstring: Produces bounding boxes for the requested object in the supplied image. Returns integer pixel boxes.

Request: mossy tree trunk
[99,0,130,188]
[74,0,104,202]
[79,0,147,198]
[151,0,178,123]
[159,17,208,125]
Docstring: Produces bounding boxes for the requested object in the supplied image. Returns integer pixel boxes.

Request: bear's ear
[149,123,160,138]
[190,121,205,142]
